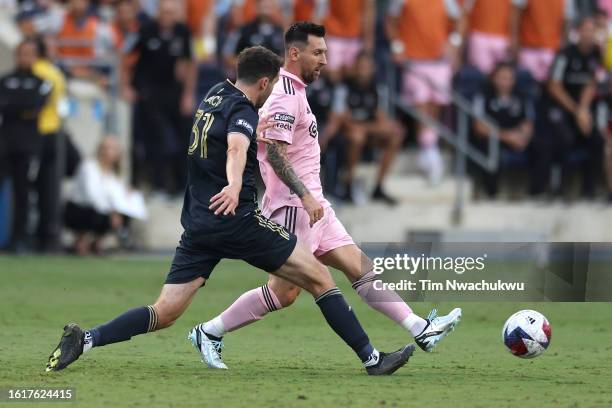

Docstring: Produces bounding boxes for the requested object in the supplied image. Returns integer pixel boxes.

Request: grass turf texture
[0,256,611,408]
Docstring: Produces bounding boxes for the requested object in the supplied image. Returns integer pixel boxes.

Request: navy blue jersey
[181,80,259,231]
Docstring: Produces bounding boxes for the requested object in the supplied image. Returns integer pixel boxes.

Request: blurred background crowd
[0,0,611,255]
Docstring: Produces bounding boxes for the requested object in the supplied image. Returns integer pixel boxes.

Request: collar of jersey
[225,79,255,105]
[280,68,306,89]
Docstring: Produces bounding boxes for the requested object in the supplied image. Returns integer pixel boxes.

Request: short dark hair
[236,46,282,84]
[284,21,325,50]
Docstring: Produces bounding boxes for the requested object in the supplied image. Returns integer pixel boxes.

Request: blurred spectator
[473,62,535,197]
[54,0,116,84]
[65,136,146,255]
[185,0,216,61]
[323,0,375,82]
[510,0,576,83]
[596,77,612,202]
[0,39,51,253]
[600,0,612,16]
[121,0,195,198]
[332,52,404,204]
[32,38,68,252]
[15,0,64,38]
[464,0,512,74]
[543,17,603,197]
[223,0,285,71]
[593,7,612,70]
[307,71,344,194]
[111,0,144,51]
[386,0,466,184]
[228,0,287,28]
[292,0,326,24]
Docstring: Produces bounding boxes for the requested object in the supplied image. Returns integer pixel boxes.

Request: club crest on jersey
[273,113,295,124]
[308,120,318,138]
[236,119,254,135]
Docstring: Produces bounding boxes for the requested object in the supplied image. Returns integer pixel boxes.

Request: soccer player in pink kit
[192,22,462,369]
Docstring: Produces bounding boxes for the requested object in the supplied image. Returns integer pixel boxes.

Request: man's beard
[302,69,318,85]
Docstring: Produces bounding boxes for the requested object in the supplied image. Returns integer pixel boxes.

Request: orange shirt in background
[293,0,315,23]
[324,0,365,38]
[519,0,565,50]
[396,0,451,60]
[186,0,214,36]
[56,14,99,58]
[468,0,511,38]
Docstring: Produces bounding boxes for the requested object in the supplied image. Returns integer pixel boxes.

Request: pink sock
[219,285,282,333]
[352,270,413,326]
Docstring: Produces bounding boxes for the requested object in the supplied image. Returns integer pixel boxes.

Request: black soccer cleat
[45,323,84,372]
[365,344,416,376]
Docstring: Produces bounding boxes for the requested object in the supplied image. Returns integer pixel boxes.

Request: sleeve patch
[235,118,254,135]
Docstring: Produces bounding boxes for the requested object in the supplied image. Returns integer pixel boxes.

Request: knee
[275,286,301,308]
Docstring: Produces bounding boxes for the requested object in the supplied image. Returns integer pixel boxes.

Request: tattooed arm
[266,141,323,226]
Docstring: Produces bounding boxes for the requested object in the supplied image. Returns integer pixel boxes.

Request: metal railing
[385,58,501,224]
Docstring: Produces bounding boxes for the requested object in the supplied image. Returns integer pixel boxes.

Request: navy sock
[315,288,374,362]
[88,306,158,348]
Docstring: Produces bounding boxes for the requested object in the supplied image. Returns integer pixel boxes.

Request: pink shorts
[519,48,555,82]
[468,31,510,74]
[269,206,354,258]
[326,36,362,71]
[402,61,452,105]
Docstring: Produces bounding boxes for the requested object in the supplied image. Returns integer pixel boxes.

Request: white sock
[401,313,428,337]
[201,316,226,338]
[363,348,380,367]
[82,331,93,353]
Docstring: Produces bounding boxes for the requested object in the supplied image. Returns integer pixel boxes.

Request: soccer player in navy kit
[46,46,414,376]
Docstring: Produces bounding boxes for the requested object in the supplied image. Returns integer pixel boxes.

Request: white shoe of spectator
[418,146,444,186]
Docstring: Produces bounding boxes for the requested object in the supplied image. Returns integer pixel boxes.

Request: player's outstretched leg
[319,244,462,352]
[46,278,203,371]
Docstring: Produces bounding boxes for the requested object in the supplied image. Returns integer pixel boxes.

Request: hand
[301,193,324,227]
[122,86,137,103]
[209,184,241,216]
[256,113,275,145]
[575,108,593,136]
[181,92,195,116]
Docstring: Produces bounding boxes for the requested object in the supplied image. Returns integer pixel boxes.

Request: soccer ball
[502,310,551,359]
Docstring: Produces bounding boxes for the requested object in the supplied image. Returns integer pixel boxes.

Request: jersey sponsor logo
[308,120,318,138]
[235,119,254,135]
[273,113,295,124]
[274,122,293,131]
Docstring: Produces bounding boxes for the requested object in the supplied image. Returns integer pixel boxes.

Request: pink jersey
[258,68,330,216]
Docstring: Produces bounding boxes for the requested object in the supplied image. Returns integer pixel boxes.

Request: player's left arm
[209,132,250,216]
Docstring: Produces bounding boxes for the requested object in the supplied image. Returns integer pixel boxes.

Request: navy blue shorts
[165,208,297,285]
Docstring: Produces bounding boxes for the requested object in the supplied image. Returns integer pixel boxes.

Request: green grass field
[0,256,611,408]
